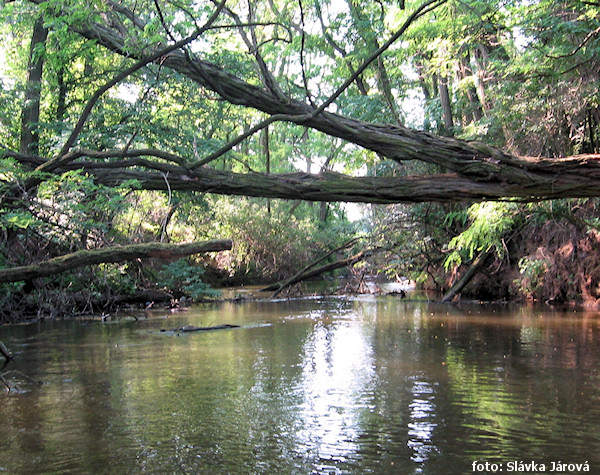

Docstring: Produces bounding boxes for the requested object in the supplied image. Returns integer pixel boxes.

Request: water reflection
[1,299,600,473]
[296,317,376,469]
[407,377,438,465]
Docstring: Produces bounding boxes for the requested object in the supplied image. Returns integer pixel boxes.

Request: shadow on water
[1,296,599,473]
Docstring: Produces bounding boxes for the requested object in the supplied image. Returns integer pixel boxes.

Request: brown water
[1,296,599,474]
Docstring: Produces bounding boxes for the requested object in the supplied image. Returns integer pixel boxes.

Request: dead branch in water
[170,324,241,332]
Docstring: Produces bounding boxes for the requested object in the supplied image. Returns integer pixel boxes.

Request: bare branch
[190,113,311,169]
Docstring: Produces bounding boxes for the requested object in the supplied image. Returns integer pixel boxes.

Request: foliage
[516,256,548,299]
[157,259,220,301]
[0,0,599,320]
[369,201,455,287]
[444,202,520,270]
[205,197,357,282]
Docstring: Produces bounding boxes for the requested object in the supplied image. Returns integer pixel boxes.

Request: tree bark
[8,148,600,203]
[67,9,600,183]
[20,17,48,156]
[0,240,232,283]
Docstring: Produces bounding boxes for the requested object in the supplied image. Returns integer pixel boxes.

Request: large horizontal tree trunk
[0,240,232,283]
[8,150,600,203]
[68,8,600,183]
[18,0,600,204]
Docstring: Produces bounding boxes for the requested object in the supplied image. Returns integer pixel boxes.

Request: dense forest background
[1,0,599,322]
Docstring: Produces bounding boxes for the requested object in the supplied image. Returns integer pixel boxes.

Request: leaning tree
[1,0,599,285]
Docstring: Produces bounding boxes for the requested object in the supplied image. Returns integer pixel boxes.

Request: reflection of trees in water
[1,300,600,472]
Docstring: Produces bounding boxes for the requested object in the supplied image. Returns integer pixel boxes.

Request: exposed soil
[461,206,600,307]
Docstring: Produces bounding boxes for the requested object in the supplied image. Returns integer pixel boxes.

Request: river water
[1,295,599,474]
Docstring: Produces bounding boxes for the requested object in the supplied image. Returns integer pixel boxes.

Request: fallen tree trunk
[8,151,600,204]
[0,240,232,283]
[261,238,361,292]
[66,5,600,199]
[4,3,600,204]
[269,250,371,297]
[441,249,491,303]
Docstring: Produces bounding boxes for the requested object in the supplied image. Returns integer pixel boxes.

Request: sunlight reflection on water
[296,319,375,468]
[1,298,600,473]
[407,378,438,464]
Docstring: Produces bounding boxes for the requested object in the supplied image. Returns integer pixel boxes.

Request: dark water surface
[1,297,599,474]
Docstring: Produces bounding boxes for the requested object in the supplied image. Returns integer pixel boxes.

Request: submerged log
[0,240,232,283]
[172,324,240,332]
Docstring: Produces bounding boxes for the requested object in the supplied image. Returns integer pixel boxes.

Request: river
[1,295,599,474]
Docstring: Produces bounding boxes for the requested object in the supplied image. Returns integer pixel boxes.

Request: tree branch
[190,113,311,169]
[312,0,446,116]
[37,0,226,174]
[270,249,372,297]
[16,0,600,204]
[262,237,362,294]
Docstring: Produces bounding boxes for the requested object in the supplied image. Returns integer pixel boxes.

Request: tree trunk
[9,148,600,204]
[441,249,491,302]
[346,0,402,125]
[20,17,48,156]
[0,240,232,283]
[457,50,483,123]
[14,1,600,204]
[56,65,67,121]
[438,74,454,135]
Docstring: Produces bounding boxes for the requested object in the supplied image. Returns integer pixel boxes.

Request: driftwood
[441,249,491,303]
[171,324,240,332]
[0,240,232,283]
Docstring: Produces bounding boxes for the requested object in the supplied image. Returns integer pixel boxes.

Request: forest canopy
[1,0,600,320]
